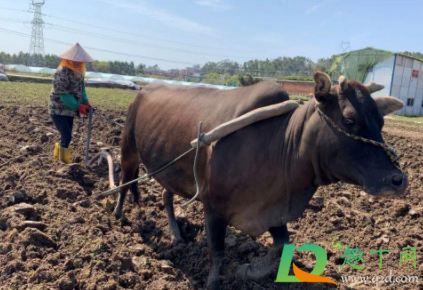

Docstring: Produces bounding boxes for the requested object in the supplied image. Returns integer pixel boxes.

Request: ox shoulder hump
[252,81,288,101]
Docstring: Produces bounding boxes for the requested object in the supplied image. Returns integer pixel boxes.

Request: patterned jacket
[48,67,84,117]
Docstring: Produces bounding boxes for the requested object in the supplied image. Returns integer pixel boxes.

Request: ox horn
[365,82,385,94]
[338,75,348,92]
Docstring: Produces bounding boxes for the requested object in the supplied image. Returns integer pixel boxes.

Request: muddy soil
[0,106,422,290]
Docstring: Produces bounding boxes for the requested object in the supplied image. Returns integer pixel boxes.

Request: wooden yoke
[191,100,299,148]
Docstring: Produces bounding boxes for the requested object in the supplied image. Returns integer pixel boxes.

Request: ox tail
[117,99,142,215]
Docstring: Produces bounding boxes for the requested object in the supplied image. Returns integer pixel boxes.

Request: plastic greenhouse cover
[4,64,32,73]
[85,78,141,90]
[329,47,394,83]
[28,67,56,74]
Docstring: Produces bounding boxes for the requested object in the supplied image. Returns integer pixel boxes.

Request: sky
[1,0,423,70]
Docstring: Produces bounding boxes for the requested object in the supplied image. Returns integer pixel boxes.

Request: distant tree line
[401,51,423,60]
[0,51,337,79]
[201,57,335,79]
[86,61,138,76]
[0,52,144,76]
[3,50,422,84]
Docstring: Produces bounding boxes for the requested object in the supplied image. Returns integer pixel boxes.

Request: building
[179,65,201,78]
[332,47,423,116]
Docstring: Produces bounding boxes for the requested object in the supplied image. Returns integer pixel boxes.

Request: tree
[242,56,314,78]
[201,62,219,74]
[315,57,335,72]
[91,61,110,73]
[201,60,240,76]
[136,63,146,74]
[401,51,423,60]
[217,60,240,75]
[203,72,224,85]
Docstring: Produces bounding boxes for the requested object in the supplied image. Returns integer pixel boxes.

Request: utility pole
[27,0,45,67]
[340,41,350,53]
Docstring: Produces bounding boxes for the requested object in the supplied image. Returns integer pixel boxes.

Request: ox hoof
[236,264,270,281]
[236,264,250,280]
[113,208,123,220]
[171,236,185,245]
[206,280,220,290]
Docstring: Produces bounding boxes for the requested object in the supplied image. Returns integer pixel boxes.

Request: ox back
[124,81,291,203]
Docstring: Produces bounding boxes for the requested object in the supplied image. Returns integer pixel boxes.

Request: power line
[0,5,258,55]
[51,26,254,60]
[0,16,255,60]
[0,27,314,75]
[0,27,316,75]
[0,27,197,65]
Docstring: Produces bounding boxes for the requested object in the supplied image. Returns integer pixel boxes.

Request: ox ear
[338,75,348,93]
[365,82,385,94]
[314,71,332,103]
[375,96,404,116]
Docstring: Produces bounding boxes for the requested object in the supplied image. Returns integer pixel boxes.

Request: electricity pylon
[27,0,46,67]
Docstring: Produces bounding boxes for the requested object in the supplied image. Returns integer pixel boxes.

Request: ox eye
[342,117,355,127]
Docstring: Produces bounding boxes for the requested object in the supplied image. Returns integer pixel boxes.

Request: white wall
[392,55,423,116]
[364,55,395,98]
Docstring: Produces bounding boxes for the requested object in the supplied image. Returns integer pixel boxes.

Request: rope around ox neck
[315,107,402,171]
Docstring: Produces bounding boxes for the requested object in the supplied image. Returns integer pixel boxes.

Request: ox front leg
[205,208,227,290]
[162,189,184,243]
[237,224,289,281]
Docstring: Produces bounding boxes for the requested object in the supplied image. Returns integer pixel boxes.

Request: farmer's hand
[78,104,90,115]
[86,102,92,107]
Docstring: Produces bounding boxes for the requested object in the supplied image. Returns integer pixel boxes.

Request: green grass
[331,237,345,251]
[290,95,311,102]
[389,115,423,123]
[283,76,313,81]
[0,82,139,110]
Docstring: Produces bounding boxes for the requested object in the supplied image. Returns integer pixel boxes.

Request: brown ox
[116,72,407,289]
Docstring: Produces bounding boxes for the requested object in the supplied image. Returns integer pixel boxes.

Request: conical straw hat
[58,43,94,63]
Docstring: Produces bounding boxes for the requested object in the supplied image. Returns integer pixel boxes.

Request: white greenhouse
[2,64,236,91]
[332,47,423,116]
[29,67,56,74]
[4,64,32,73]
[85,72,104,78]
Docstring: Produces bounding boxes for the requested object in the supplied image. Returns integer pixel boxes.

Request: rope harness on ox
[181,122,203,207]
[94,122,204,208]
[315,106,403,171]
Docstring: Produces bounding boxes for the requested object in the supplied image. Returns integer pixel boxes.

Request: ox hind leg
[237,224,289,281]
[162,189,184,243]
[204,207,227,290]
[113,141,140,220]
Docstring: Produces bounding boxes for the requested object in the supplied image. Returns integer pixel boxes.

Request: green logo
[275,244,338,285]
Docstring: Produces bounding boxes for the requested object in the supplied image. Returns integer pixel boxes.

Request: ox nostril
[392,174,403,187]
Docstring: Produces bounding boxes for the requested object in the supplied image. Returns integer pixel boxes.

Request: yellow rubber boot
[59,147,71,164]
[53,143,59,159]
[66,147,71,163]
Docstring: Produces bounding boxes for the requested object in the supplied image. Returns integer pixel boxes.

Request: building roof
[334,47,423,62]
[397,52,423,63]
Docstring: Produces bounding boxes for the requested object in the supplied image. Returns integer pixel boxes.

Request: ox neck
[277,98,333,188]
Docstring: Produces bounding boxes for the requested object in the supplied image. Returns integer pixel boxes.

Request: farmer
[49,43,94,163]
